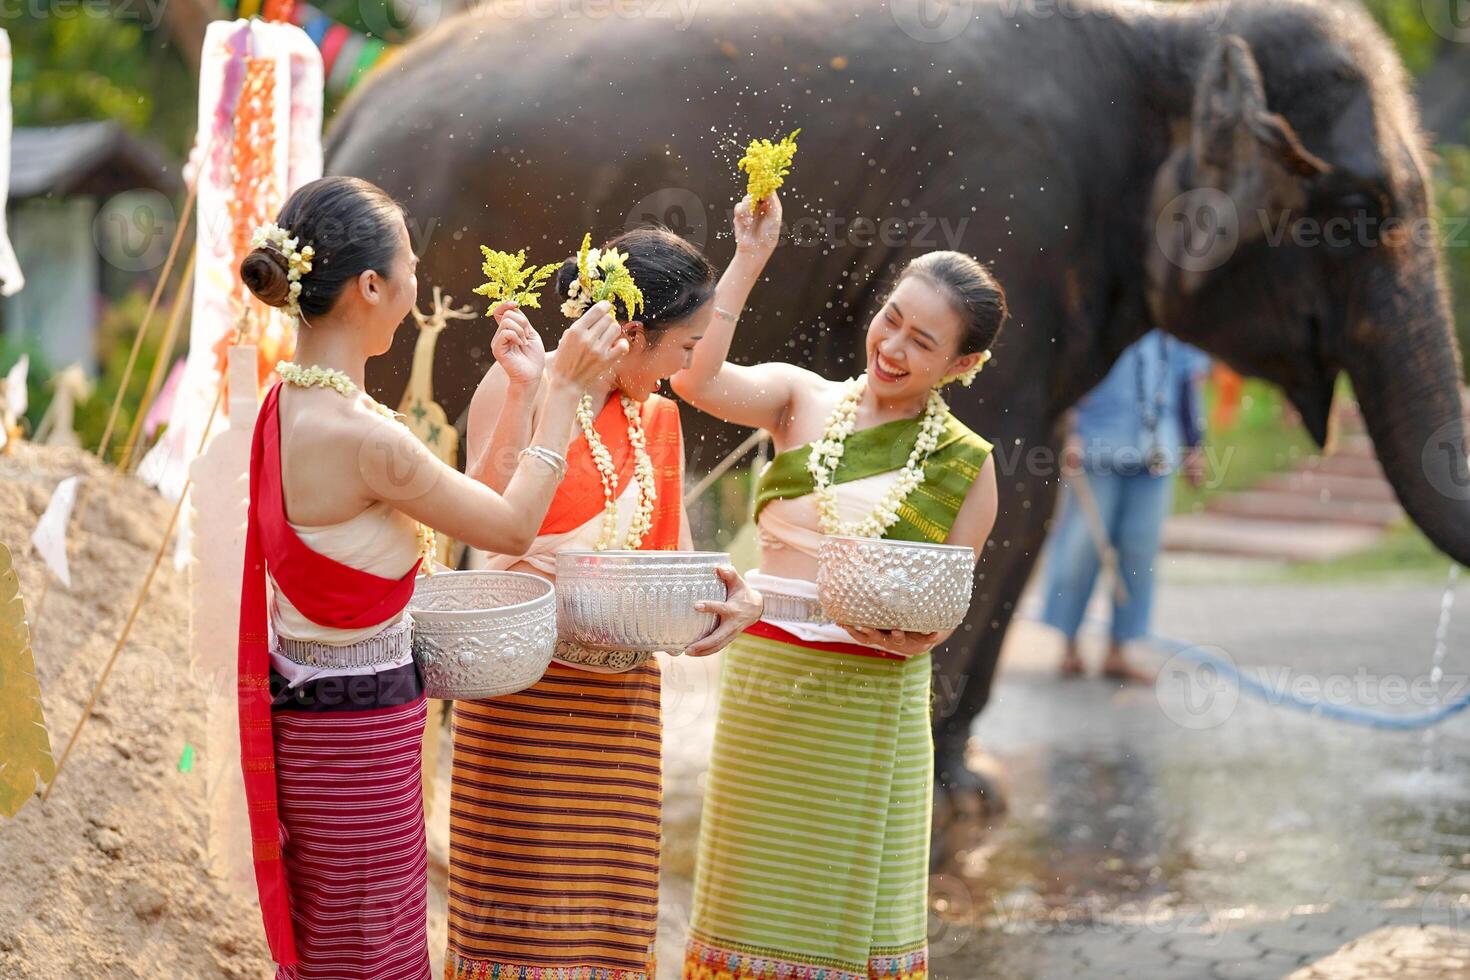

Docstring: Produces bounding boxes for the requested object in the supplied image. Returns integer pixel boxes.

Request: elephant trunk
[1344,257,1470,567]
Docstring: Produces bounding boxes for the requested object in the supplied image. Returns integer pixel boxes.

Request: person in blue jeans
[1040,330,1210,682]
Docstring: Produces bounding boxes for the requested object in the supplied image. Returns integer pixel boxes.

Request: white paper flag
[0,31,23,297]
[31,475,79,588]
[5,352,27,419]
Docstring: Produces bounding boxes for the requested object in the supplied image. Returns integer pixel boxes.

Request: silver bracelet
[519,446,567,481]
[714,305,740,323]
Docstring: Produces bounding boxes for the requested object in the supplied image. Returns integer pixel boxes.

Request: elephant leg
[932,451,1061,834]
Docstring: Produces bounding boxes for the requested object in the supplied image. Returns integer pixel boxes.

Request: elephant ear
[1146,36,1331,318]
[1190,35,1329,192]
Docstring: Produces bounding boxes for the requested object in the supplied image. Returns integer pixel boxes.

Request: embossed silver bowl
[554,551,729,654]
[817,536,976,633]
[409,570,556,699]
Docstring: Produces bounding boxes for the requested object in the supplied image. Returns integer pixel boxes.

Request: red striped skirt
[273,697,431,980]
[446,661,662,980]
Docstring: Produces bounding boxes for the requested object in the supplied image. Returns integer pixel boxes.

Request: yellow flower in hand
[474,246,559,309]
[738,129,800,206]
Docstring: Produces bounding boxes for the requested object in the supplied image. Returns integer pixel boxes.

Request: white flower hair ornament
[942,348,992,388]
[250,221,316,320]
[560,233,643,322]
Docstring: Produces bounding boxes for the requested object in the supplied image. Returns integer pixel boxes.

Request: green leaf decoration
[0,541,55,818]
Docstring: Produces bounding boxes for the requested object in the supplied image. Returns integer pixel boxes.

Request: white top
[752,471,903,644]
[268,498,420,687]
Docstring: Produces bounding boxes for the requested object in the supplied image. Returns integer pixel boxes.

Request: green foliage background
[9,6,194,158]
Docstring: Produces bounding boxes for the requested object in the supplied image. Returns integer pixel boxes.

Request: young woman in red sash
[444,228,764,980]
[237,176,627,979]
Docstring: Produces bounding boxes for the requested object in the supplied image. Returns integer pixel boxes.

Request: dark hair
[894,251,1008,355]
[554,227,715,332]
[240,176,406,319]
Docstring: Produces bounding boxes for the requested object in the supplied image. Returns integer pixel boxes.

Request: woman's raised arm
[670,192,817,435]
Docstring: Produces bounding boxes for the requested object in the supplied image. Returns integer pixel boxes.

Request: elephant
[325,0,1470,818]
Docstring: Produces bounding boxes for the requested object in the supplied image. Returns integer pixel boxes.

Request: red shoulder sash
[237,382,422,966]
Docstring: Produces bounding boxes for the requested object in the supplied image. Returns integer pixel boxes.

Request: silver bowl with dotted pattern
[817,535,976,633]
[554,550,729,657]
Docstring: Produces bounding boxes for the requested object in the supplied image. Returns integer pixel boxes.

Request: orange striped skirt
[446,661,662,980]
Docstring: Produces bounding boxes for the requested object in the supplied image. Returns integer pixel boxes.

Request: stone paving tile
[1167,929,1267,963]
[1250,920,1353,959]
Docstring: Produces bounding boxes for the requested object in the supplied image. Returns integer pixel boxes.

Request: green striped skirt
[683,628,932,980]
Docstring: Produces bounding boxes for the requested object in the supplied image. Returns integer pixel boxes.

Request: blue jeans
[1039,468,1175,644]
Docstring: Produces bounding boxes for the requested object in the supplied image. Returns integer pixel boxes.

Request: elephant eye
[1335,192,1379,214]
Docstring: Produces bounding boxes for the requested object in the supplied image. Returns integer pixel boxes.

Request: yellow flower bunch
[738,129,800,204]
[564,232,645,321]
[473,246,559,309]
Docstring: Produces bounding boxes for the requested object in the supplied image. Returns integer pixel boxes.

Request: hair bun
[554,256,581,300]
[240,248,291,308]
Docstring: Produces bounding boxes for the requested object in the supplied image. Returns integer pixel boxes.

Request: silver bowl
[409,570,556,699]
[817,535,976,633]
[554,550,729,654]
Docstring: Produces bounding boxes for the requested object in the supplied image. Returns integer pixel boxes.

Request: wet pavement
[651,559,1470,978]
[927,562,1470,977]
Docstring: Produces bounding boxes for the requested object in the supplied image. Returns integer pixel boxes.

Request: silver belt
[273,616,414,669]
[761,590,833,625]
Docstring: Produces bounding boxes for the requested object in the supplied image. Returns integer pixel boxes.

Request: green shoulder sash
[755,411,993,544]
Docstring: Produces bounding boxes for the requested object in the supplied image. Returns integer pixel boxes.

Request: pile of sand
[0,442,728,979]
[0,443,272,978]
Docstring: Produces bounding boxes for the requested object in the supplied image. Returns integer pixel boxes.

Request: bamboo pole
[96,170,201,464]
[118,249,196,473]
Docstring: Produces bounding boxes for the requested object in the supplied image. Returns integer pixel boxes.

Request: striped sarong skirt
[684,631,933,980]
[446,661,662,980]
[273,696,432,980]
